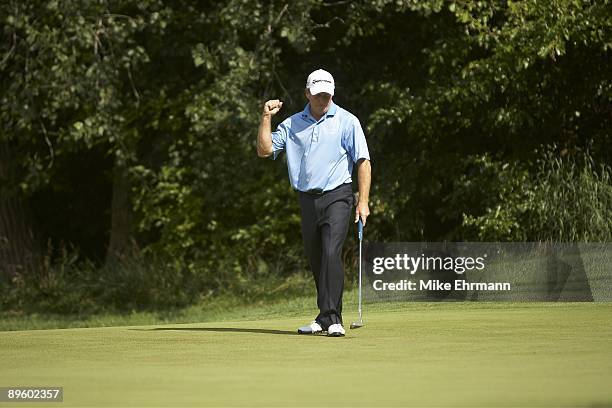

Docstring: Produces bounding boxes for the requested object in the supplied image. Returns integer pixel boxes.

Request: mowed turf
[1,303,611,407]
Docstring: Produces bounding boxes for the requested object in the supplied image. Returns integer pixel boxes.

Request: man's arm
[257,99,283,158]
[355,158,371,225]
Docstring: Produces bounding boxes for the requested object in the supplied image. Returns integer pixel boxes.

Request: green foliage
[446,154,532,241]
[0,241,312,314]
[0,0,157,194]
[528,151,612,241]
[0,242,194,314]
[460,150,612,241]
[1,0,610,313]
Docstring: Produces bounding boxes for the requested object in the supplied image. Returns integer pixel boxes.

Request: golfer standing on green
[257,69,371,337]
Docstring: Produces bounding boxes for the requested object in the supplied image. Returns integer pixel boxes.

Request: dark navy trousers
[298,183,353,329]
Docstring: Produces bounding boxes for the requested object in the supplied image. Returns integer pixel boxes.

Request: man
[257,69,371,337]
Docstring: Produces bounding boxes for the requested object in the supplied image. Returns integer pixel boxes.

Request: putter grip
[358,219,363,241]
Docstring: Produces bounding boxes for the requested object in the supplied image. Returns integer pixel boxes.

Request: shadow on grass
[131,327,301,336]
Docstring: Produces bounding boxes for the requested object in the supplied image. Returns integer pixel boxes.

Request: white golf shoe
[297,321,323,334]
[327,323,346,337]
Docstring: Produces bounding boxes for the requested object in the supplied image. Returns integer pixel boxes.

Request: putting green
[1,303,611,407]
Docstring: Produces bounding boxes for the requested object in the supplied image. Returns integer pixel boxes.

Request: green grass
[1,300,611,407]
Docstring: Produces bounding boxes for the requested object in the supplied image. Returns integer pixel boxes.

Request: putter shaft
[351,219,364,329]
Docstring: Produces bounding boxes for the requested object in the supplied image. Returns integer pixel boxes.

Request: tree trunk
[0,142,38,282]
[105,159,133,265]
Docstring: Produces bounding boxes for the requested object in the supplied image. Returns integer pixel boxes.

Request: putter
[350,218,364,329]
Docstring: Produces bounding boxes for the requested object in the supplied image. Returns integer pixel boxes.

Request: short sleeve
[270,120,289,160]
[343,117,371,163]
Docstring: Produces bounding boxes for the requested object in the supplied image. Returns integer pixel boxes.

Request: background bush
[458,149,612,242]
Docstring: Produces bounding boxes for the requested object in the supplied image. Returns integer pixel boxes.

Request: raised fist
[263,99,283,116]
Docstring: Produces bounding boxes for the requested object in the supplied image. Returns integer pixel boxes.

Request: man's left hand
[355,202,370,226]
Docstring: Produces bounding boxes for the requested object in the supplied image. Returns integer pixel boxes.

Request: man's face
[305,89,333,117]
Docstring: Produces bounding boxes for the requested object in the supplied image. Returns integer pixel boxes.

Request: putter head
[350,321,364,329]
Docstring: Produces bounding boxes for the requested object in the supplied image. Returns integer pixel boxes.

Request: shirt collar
[301,102,338,121]
[326,102,337,117]
[301,104,311,120]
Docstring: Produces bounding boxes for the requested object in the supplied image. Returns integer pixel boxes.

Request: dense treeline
[1,0,610,312]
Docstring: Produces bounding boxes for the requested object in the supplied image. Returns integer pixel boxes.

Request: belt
[297,183,351,196]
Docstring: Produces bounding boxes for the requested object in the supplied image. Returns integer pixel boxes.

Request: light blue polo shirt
[271,102,370,192]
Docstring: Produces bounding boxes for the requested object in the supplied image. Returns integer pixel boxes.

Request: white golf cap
[306,69,335,96]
